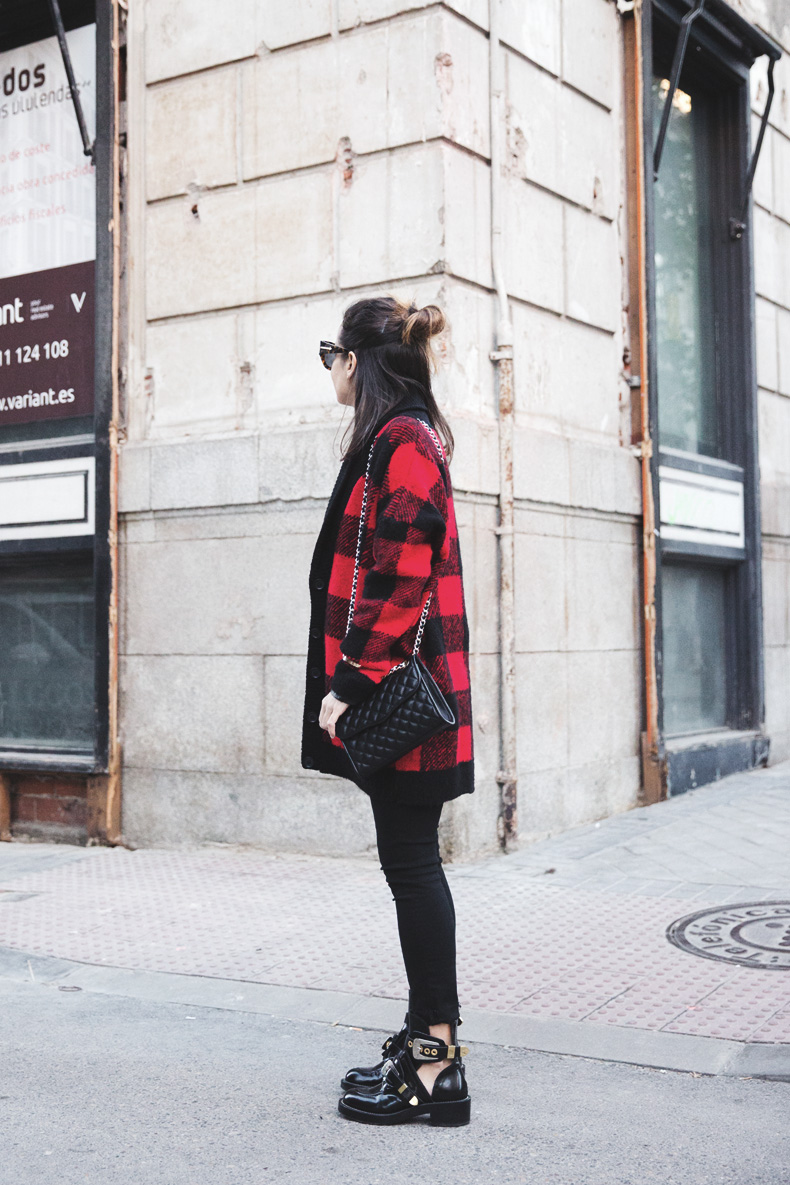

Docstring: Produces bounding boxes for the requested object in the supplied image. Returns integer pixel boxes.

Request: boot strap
[382,1059,420,1106]
[409,1037,469,1062]
[381,1025,407,1055]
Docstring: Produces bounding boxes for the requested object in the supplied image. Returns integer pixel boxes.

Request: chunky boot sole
[337,1095,471,1127]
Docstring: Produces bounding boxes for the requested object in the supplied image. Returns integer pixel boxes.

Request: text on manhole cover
[667,902,790,969]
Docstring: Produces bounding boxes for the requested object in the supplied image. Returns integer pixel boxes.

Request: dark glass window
[0,416,94,448]
[652,74,719,457]
[662,563,728,734]
[0,562,94,751]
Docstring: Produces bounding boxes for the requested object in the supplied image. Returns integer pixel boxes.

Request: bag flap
[335,658,422,740]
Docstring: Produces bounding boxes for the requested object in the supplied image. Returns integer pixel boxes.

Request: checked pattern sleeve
[329,427,449,706]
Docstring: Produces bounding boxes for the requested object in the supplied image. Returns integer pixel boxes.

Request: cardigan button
[310,626,320,639]
[303,756,314,768]
[314,578,325,590]
[310,666,322,679]
[307,711,318,723]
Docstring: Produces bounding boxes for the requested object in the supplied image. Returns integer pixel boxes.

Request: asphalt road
[1,978,788,1185]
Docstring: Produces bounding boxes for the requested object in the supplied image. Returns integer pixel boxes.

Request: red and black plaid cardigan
[301,398,474,804]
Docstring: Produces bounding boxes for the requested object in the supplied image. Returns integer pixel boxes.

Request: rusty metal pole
[0,773,11,841]
[489,0,518,848]
[631,1,664,803]
[493,352,517,844]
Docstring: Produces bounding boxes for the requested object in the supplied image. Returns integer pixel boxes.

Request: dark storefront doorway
[0,0,118,839]
[645,0,780,792]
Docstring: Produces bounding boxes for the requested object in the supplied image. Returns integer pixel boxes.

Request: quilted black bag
[335,423,456,780]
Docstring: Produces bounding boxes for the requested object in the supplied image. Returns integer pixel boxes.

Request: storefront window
[661,563,728,735]
[0,7,99,763]
[0,563,94,751]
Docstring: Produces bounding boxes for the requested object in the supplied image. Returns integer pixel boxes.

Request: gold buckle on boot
[412,1038,470,1061]
[412,1039,441,1061]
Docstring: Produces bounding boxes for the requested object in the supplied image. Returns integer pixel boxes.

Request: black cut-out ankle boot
[340,1014,409,1092]
[338,1014,471,1127]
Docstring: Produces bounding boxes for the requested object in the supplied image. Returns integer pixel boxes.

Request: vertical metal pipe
[634,1,663,801]
[489,0,518,848]
[494,353,518,845]
[106,0,122,841]
[108,0,123,838]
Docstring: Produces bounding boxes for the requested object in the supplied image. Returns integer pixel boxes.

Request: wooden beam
[87,772,122,844]
[0,773,12,841]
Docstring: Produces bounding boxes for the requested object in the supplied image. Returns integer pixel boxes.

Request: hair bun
[401,304,445,345]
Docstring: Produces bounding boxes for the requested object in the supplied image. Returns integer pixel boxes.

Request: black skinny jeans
[369,793,459,1027]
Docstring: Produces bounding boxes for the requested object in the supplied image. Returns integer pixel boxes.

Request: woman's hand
[319,692,350,738]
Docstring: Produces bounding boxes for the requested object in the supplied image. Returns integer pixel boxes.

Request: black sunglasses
[319,340,348,371]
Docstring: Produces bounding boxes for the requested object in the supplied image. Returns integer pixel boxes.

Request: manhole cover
[667,902,790,969]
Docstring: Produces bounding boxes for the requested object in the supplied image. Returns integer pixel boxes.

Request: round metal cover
[667,902,790,969]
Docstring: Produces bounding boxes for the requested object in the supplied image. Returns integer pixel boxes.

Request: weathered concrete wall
[119,0,790,855]
[119,0,641,854]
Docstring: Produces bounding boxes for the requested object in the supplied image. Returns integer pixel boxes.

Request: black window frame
[643,0,771,791]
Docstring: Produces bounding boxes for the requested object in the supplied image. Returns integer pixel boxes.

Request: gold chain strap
[345,421,446,671]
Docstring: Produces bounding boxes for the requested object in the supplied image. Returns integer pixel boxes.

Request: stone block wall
[119,0,643,855]
[118,0,790,855]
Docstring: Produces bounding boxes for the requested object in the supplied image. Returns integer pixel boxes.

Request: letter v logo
[70,292,86,312]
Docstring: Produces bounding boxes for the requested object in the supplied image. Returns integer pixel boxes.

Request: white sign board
[0,23,96,428]
[0,455,94,540]
[0,23,96,278]
[659,465,745,552]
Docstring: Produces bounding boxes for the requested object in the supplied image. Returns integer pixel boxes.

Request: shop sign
[0,24,95,427]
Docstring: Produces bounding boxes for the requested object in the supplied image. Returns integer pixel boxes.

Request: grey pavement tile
[572,872,631,890]
[592,879,655,896]
[534,876,586,890]
[657,882,726,902]
[657,850,765,879]
[705,858,786,882]
[693,824,788,860]
[0,843,98,881]
[707,886,763,904]
[630,857,714,881]
[707,804,789,827]
[730,802,790,825]
[684,884,728,900]
[657,882,720,901]
[629,880,686,897]
[635,848,737,877]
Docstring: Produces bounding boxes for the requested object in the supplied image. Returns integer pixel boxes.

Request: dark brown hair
[338,296,454,462]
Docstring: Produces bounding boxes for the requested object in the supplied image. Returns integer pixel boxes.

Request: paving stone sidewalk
[0,761,789,1063]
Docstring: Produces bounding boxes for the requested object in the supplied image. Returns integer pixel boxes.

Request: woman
[301,296,474,1127]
